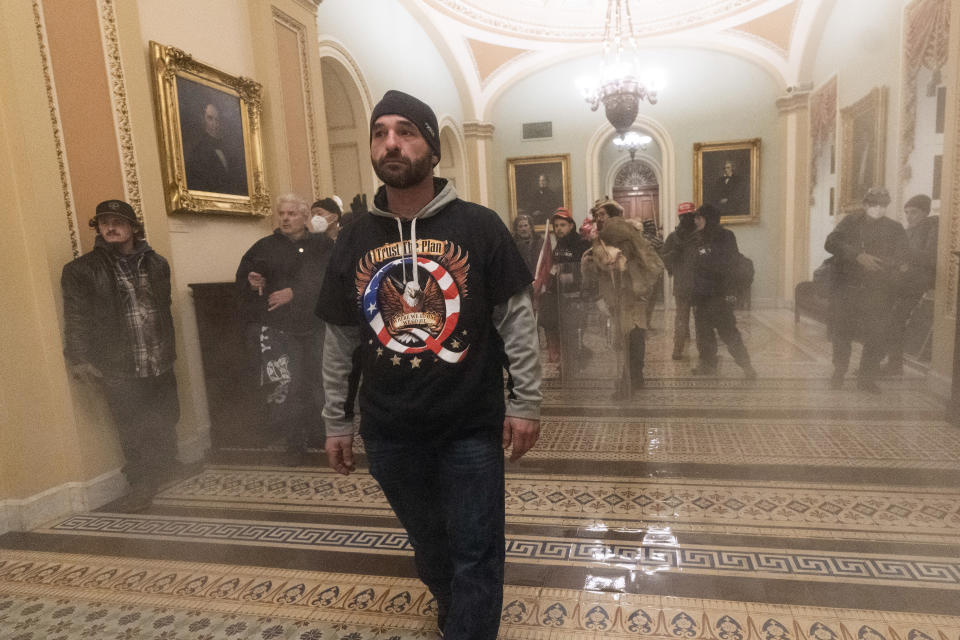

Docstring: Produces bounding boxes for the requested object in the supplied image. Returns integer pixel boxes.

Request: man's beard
[374,151,433,188]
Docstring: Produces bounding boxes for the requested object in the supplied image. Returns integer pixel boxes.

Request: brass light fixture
[578,0,661,136]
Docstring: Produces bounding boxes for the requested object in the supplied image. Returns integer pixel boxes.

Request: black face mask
[678,215,695,232]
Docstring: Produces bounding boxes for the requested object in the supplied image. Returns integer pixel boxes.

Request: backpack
[732,252,754,290]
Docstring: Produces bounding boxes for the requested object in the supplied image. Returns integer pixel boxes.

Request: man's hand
[856,253,884,272]
[70,362,103,384]
[248,271,266,295]
[325,435,356,475]
[502,416,540,462]
[267,287,293,311]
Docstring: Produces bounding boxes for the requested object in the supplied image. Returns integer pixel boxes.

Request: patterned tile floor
[2,309,959,638]
[152,468,960,543]
[3,551,959,639]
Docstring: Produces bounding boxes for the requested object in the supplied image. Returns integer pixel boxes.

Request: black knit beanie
[370,90,441,162]
[312,197,341,216]
[904,194,931,214]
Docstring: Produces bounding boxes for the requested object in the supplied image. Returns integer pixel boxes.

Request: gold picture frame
[149,41,270,216]
[693,138,761,224]
[506,154,572,230]
[839,86,888,215]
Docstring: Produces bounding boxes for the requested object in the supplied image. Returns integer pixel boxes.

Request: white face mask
[309,215,328,234]
[865,205,884,220]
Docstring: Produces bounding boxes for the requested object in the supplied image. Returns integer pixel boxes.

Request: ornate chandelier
[578,0,660,136]
[613,131,651,161]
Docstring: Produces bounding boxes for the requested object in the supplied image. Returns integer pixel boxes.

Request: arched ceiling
[423,0,797,40]
[400,0,827,120]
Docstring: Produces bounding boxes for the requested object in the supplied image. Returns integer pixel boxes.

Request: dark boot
[672,337,687,360]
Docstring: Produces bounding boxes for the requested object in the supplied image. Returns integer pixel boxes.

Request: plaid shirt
[111,252,168,377]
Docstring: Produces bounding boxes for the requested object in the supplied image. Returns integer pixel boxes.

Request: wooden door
[612,160,661,235]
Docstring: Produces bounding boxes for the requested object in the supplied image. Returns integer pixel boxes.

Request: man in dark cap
[61,200,180,512]
[317,89,541,639]
[880,193,939,374]
[311,197,342,241]
[825,186,909,392]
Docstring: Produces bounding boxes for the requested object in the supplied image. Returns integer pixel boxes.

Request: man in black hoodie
[317,90,541,639]
[690,204,756,379]
[61,200,180,512]
[236,193,334,464]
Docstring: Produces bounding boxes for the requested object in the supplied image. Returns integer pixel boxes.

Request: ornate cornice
[775,92,809,115]
[463,121,495,138]
[97,0,143,226]
[273,8,322,198]
[32,0,80,258]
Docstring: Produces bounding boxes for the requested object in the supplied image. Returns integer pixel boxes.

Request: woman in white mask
[824,187,910,393]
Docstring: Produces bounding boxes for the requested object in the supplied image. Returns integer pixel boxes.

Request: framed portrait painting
[693,138,760,224]
[506,154,572,229]
[839,86,888,214]
[149,41,270,216]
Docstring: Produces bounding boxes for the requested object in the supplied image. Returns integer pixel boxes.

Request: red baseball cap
[677,202,696,215]
[551,207,575,224]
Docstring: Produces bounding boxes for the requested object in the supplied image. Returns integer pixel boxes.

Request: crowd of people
[522,197,756,398]
[58,84,939,638]
[522,184,938,401]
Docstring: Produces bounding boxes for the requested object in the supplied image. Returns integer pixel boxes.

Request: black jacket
[692,224,739,299]
[661,225,699,300]
[61,240,175,377]
[235,229,334,333]
[824,213,908,292]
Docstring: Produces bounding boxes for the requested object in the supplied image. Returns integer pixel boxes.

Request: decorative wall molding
[808,76,837,204]
[32,0,81,258]
[273,7,322,199]
[463,120,495,138]
[96,0,143,223]
[900,0,950,188]
[0,469,127,535]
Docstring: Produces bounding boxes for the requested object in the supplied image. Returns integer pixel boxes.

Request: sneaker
[742,365,757,380]
[691,365,717,376]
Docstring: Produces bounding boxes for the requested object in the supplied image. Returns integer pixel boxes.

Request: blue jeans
[364,431,505,640]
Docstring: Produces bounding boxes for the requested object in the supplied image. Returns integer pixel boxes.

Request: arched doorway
[319,55,374,205]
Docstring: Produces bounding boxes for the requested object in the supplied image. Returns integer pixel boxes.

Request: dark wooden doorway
[612,160,661,235]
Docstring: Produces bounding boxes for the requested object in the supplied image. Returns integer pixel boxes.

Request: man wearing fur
[581,199,664,398]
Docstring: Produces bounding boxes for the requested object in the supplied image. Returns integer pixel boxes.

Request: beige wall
[0,0,88,510]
